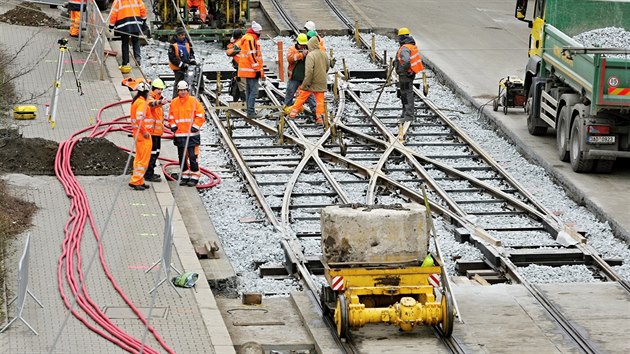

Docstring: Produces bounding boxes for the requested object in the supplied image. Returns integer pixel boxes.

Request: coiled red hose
[54,99,219,352]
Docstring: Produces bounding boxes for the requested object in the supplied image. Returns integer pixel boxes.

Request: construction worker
[226,29,246,102]
[187,0,208,24]
[394,27,424,124]
[284,33,316,115]
[168,81,205,187]
[108,0,147,73]
[289,36,330,125]
[304,20,326,52]
[237,21,265,118]
[145,78,168,182]
[169,27,197,99]
[67,0,87,38]
[128,81,152,190]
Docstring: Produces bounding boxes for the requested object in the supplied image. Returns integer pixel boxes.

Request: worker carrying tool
[169,27,197,99]
[145,78,169,182]
[128,81,152,190]
[167,81,205,187]
[394,27,424,123]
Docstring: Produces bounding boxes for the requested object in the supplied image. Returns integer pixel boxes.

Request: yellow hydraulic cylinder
[348,297,442,331]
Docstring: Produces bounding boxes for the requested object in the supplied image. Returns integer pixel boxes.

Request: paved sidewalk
[0,4,234,353]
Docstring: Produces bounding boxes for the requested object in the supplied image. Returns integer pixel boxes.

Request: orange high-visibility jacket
[187,0,208,22]
[237,32,264,79]
[109,0,146,34]
[130,96,149,137]
[168,95,205,138]
[147,90,165,136]
[287,44,306,80]
[169,41,191,71]
[226,41,241,68]
[397,44,424,74]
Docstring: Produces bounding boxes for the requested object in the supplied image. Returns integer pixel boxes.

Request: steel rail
[268,0,301,35]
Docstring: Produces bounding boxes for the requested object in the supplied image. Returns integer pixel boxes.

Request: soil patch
[0,129,130,176]
[0,2,63,27]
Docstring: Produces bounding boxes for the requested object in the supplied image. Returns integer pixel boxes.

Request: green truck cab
[515,0,630,173]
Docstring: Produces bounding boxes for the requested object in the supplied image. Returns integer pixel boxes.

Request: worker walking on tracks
[67,0,86,37]
[226,29,246,102]
[283,33,317,116]
[145,78,168,182]
[169,27,197,99]
[237,21,265,118]
[395,27,424,124]
[108,0,147,73]
[289,36,330,125]
[168,81,205,187]
[128,81,152,190]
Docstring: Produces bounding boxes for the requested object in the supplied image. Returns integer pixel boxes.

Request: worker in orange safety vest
[167,81,205,187]
[108,0,147,71]
[226,29,246,102]
[394,27,424,125]
[128,81,152,190]
[237,21,265,118]
[67,0,87,37]
[187,0,209,23]
[144,78,168,182]
[169,27,197,98]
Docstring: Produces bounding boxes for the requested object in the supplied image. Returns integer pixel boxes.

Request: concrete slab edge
[289,292,343,354]
[420,55,630,243]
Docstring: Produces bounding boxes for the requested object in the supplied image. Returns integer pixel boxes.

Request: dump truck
[515,0,630,173]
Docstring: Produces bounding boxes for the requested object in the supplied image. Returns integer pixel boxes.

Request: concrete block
[321,204,429,263]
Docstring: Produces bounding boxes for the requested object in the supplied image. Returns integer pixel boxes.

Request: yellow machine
[493,76,526,115]
[321,255,455,338]
[151,0,249,41]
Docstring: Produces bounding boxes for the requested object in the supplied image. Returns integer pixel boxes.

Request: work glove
[189,59,197,66]
[191,127,199,133]
[170,126,178,133]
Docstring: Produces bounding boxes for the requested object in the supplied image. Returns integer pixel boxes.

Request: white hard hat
[177,81,189,90]
[135,81,150,92]
[251,21,262,34]
[304,21,316,31]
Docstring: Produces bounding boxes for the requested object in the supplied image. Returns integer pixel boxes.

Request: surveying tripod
[48,38,83,129]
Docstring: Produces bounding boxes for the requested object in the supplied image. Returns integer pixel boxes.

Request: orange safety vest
[167,95,205,138]
[130,96,149,137]
[109,0,146,34]
[169,41,191,71]
[397,44,424,74]
[287,45,306,80]
[147,90,165,136]
[237,33,264,79]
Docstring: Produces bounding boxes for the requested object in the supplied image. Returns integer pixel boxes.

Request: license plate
[587,135,616,144]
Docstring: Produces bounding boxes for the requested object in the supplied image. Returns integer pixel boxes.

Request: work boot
[186,180,198,187]
[247,112,262,119]
[128,183,145,191]
[179,179,189,186]
[145,174,162,182]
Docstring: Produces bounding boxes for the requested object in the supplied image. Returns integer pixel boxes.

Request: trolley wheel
[440,289,455,337]
[335,294,349,339]
[492,97,499,111]
[320,285,336,317]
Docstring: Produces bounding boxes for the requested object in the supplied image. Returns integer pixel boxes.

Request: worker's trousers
[398,80,415,122]
[146,135,161,178]
[177,144,200,182]
[129,133,151,186]
[289,90,325,121]
[284,80,317,111]
[69,10,81,37]
[119,33,141,66]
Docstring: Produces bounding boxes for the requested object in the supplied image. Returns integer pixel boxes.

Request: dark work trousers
[172,70,186,99]
[146,135,161,178]
[398,79,415,122]
[176,144,199,180]
[119,33,140,66]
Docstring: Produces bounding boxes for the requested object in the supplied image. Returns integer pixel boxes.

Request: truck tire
[527,82,547,136]
[557,107,570,162]
[569,119,593,172]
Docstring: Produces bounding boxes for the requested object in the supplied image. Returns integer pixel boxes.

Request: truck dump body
[542,0,630,114]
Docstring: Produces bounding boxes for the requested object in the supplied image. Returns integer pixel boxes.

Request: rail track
[191,1,629,352]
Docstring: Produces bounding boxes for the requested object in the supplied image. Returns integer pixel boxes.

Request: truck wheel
[569,119,593,172]
[527,83,547,135]
[557,107,570,162]
[594,159,615,173]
